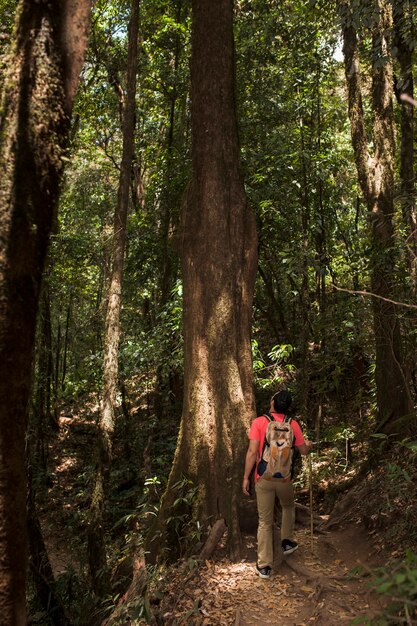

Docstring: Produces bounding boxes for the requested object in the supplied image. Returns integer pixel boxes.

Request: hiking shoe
[255,563,271,579]
[282,539,298,555]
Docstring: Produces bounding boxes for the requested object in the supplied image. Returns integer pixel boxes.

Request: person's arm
[291,419,313,456]
[242,439,259,495]
[296,440,313,455]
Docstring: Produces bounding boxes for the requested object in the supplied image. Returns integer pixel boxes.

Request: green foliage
[237,0,375,418]
[100,594,152,625]
[0,0,17,58]
[364,551,417,626]
[165,477,203,557]
[120,281,183,385]
[325,425,355,443]
[28,564,97,626]
[252,340,296,389]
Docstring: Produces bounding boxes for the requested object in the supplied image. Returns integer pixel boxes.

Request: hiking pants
[255,477,295,568]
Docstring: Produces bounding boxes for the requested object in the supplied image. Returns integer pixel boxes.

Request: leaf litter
[151,526,385,625]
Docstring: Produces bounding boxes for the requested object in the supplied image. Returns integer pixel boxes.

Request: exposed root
[281,552,350,599]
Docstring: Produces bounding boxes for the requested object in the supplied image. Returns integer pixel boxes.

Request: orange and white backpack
[257,413,294,480]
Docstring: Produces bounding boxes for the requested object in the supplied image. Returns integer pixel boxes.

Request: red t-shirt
[249,412,305,481]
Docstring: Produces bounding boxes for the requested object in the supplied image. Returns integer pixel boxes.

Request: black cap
[272,390,292,413]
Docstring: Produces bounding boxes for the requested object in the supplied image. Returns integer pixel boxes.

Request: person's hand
[305,439,314,452]
[242,478,251,496]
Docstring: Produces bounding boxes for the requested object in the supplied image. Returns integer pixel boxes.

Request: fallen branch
[198,518,227,562]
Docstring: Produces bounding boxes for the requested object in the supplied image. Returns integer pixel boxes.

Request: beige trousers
[255,477,295,568]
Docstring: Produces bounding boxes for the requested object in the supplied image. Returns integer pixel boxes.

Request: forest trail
[160,525,385,625]
[39,407,388,626]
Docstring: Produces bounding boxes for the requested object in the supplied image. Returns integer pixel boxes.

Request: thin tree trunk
[341,0,413,429]
[44,283,54,428]
[298,112,312,423]
[34,286,53,473]
[258,263,288,339]
[88,0,140,595]
[315,56,327,348]
[393,0,417,397]
[27,461,69,626]
[150,0,257,563]
[393,0,417,293]
[61,289,73,391]
[53,317,62,423]
[0,2,91,622]
[153,0,188,418]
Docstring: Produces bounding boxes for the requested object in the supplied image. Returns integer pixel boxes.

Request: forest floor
[34,398,417,626]
[154,520,386,626]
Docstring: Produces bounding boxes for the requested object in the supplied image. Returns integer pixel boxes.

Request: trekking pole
[308,450,314,553]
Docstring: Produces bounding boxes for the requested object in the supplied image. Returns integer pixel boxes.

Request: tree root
[279,552,350,599]
[294,502,329,532]
[322,485,365,530]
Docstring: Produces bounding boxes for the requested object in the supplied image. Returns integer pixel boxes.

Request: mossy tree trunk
[0,1,91,623]
[341,0,413,430]
[150,0,257,562]
[87,0,140,596]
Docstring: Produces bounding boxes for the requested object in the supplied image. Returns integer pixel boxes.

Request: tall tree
[0,0,91,622]
[87,0,140,594]
[151,0,258,561]
[341,0,413,429]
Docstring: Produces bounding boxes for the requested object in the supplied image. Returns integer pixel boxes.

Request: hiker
[242,390,312,579]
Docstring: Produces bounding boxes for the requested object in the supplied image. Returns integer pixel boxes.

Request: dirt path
[160,525,385,625]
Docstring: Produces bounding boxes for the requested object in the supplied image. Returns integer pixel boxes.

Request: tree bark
[0,1,91,623]
[150,0,257,562]
[341,0,413,430]
[88,0,140,595]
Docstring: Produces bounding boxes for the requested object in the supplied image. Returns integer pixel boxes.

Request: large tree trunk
[87,0,140,595]
[341,0,413,430]
[0,2,91,623]
[150,0,257,562]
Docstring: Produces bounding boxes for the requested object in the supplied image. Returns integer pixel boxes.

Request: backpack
[257,413,294,480]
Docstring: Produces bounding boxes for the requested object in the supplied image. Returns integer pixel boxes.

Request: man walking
[242,390,312,579]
